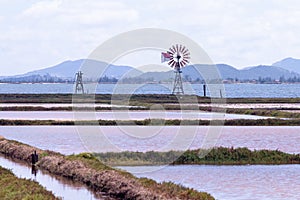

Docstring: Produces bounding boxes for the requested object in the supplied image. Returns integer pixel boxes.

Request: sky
[0,0,300,75]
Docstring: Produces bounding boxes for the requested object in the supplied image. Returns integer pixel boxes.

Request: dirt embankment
[0,138,158,199]
[0,137,214,200]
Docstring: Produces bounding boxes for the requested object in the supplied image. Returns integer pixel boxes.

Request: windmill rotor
[166,44,190,71]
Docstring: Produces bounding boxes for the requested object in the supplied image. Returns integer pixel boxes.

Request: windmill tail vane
[161,52,171,63]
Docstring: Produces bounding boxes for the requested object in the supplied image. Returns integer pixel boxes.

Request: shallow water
[0,126,298,154]
[0,155,105,200]
[1,125,299,200]
[0,103,141,108]
[118,164,300,200]
[1,83,300,98]
[0,110,271,120]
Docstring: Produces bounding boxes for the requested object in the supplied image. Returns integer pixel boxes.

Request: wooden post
[203,84,206,97]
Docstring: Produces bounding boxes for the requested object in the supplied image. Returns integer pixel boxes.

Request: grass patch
[1,94,300,104]
[0,166,59,200]
[225,108,300,118]
[0,106,148,111]
[0,118,299,126]
[94,147,300,166]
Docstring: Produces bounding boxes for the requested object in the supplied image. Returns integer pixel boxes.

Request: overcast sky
[0,0,300,75]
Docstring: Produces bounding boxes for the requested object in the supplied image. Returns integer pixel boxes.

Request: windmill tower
[161,44,190,94]
[75,71,84,94]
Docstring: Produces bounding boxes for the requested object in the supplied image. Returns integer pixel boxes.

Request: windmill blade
[167,50,173,55]
[179,62,185,68]
[168,60,176,67]
[169,48,175,54]
[183,55,190,59]
[179,44,183,53]
[172,45,177,53]
[181,60,188,67]
[183,50,190,54]
[183,55,190,60]
[183,52,191,56]
[171,61,177,68]
[176,44,179,53]
[182,60,189,65]
[182,49,189,55]
[183,58,189,63]
[181,60,188,66]
[183,51,190,56]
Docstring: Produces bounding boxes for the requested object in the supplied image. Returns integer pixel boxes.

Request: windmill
[161,44,190,94]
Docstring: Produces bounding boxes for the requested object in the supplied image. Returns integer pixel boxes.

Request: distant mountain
[239,65,299,80]
[1,59,142,82]
[23,59,85,78]
[24,59,142,79]
[134,63,299,82]
[1,58,300,83]
[216,64,240,79]
[272,57,300,74]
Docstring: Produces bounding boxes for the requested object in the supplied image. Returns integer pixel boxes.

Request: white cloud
[22,0,61,17]
[1,0,300,75]
[21,0,138,25]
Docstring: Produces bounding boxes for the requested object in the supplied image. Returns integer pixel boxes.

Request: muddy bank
[0,137,214,200]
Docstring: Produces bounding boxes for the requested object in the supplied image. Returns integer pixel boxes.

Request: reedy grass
[0,166,59,200]
[94,147,300,166]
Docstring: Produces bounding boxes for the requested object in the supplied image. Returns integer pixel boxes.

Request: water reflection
[0,155,107,200]
[31,164,38,176]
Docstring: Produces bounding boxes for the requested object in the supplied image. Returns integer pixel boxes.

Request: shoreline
[0,137,214,200]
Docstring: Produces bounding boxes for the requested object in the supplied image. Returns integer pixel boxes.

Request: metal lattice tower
[172,59,184,94]
[161,44,190,95]
[75,71,84,94]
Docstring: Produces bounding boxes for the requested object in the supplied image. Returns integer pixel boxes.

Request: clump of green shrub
[95,147,300,166]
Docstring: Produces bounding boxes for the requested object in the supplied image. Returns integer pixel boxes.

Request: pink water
[0,126,298,154]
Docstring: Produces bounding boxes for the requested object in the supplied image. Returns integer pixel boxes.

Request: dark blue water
[0,83,299,98]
